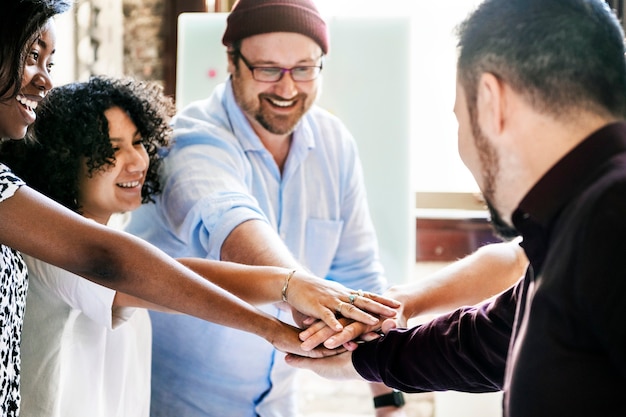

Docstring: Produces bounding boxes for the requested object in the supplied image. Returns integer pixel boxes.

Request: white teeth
[118,181,140,188]
[16,95,37,111]
[270,99,294,107]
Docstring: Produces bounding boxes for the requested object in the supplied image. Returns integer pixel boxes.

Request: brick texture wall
[122,0,165,84]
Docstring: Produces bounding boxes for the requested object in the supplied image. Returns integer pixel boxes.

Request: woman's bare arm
[0,186,334,357]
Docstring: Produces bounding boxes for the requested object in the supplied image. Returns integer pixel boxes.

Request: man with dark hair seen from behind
[286,1,626,416]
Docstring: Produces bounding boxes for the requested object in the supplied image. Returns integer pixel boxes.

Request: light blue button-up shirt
[126,80,386,417]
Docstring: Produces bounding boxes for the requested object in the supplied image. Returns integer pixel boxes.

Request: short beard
[469,103,519,241]
[255,92,308,135]
[486,199,520,240]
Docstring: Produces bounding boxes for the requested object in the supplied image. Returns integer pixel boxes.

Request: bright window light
[314,0,483,192]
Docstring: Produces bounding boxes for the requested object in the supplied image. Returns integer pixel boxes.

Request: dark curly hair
[0,75,174,214]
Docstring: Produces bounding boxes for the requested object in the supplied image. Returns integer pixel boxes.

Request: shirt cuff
[352,338,385,383]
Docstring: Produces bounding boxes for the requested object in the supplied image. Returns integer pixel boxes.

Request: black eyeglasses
[235,51,323,83]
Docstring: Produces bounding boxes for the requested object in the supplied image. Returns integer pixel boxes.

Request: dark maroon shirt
[353,122,626,417]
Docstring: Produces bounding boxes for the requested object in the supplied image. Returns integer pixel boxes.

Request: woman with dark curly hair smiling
[1,76,182,416]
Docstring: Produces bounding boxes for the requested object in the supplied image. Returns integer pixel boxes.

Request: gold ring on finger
[336,302,344,314]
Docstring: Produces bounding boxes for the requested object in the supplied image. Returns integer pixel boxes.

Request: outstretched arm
[0,186,334,358]
[299,239,526,350]
[219,219,400,331]
[387,239,526,325]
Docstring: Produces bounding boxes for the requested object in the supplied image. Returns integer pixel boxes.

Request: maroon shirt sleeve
[352,280,520,393]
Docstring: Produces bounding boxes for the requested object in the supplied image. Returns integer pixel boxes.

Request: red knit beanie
[222,0,329,54]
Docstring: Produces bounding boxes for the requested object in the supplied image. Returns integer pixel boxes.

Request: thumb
[381,318,398,333]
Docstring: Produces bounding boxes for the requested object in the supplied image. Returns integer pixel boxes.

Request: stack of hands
[269,270,406,380]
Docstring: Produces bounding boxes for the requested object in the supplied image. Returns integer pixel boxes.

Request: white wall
[315,0,482,194]
[52,0,124,87]
[53,7,77,87]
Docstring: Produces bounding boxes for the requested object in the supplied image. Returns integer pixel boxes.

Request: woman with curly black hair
[3,76,172,214]
[0,76,176,417]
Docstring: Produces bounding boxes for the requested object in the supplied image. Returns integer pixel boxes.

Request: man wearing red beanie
[127,0,412,415]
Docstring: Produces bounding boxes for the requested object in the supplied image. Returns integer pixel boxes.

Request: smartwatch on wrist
[373,390,405,408]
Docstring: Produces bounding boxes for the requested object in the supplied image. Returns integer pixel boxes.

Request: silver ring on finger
[348,294,357,305]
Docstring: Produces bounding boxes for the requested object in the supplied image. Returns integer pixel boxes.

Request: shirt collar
[513,122,626,266]
[515,122,626,229]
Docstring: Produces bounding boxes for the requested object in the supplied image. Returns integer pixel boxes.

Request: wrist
[384,287,412,318]
[260,315,286,346]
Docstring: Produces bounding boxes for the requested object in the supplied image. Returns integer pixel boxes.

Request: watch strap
[373,390,406,408]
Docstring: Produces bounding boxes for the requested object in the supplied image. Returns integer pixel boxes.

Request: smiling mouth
[117,181,141,189]
[267,97,296,108]
[16,94,38,112]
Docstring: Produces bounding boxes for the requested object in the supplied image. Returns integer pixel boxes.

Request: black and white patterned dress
[0,163,27,417]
